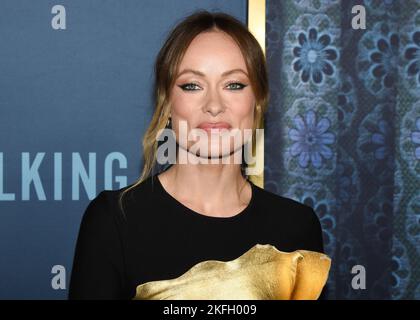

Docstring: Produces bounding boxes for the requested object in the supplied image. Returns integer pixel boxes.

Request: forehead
[178,30,248,73]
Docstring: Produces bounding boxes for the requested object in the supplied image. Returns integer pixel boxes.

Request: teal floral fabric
[265,0,420,299]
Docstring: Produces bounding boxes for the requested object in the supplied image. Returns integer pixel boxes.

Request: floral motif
[336,229,366,299]
[399,101,420,177]
[357,22,399,98]
[292,0,339,12]
[336,148,360,221]
[364,0,401,20]
[391,237,411,300]
[405,194,420,255]
[400,11,420,98]
[412,118,420,160]
[363,186,393,254]
[283,14,340,96]
[289,110,335,168]
[371,119,391,160]
[404,31,420,87]
[266,3,282,61]
[288,110,335,168]
[337,74,358,135]
[292,28,338,85]
[357,103,395,179]
[265,0,420,300]
[284,97,337,179]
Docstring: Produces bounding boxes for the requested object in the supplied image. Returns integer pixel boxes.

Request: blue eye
[178,83,201,91]
[227,82,247,90]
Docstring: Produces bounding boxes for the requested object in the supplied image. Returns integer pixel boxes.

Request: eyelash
[178,82,248,92]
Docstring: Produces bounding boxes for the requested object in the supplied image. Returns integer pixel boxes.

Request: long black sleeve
[68,191,126,300]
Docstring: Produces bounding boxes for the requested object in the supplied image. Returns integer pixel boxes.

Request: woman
[68,10,330,300]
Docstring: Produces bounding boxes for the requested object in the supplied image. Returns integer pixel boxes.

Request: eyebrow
[176,68,249,78]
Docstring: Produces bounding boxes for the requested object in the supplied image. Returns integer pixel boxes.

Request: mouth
[196,122,232,132]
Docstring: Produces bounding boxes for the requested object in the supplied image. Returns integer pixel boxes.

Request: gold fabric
[133,244,331,300]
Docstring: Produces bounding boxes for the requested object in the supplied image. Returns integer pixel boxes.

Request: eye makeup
[177,82,248,92]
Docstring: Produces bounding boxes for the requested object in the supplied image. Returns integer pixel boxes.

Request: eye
[178,83,201,91]
[226,82,247,90]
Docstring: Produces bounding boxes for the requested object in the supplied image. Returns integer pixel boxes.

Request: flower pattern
[292,28,338,85]
[406,194,420,255]
[336,148,361,222]
[284,97,337,180]
[289,110,334,168]
[364,0,401,20]
[400,101,420,177]
[363,186,393,253]
[391,237,411,300]
[292,0,339,12]
[357,103,395,180]
[412,118,420,160]
[371,120,391,160]
[337,74,358,135]
[404,31,420,87]
[400,10,420,98]
[357,22,399,98]
[266,0,420,299]
[283,14,340,96]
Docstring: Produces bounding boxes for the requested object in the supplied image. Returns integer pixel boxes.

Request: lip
[197,122,232,131]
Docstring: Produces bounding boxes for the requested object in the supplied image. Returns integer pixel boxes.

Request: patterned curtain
[265,0,419,299]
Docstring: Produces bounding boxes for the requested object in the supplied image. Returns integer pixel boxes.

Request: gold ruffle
[133,244,331,300]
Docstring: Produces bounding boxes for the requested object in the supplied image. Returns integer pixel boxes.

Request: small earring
[166,116,171,128]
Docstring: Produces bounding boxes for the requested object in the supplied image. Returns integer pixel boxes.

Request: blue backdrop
[0,0,247,299]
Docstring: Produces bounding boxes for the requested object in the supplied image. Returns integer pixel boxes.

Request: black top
[68,174,325,300]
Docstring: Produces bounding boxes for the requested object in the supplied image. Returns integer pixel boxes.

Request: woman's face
[169,30,256,160]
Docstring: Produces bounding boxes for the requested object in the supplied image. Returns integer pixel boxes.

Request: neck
[158,148,251,217]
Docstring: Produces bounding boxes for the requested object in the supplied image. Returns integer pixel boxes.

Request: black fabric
[68,174,325,300]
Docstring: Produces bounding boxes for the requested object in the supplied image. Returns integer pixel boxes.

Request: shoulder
[251,183,324,252]
[251,183,323,240]
[78,190,116,233]
[85,176,155,222]
[252,183,319,223]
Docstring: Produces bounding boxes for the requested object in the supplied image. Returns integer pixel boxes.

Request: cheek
[170,91,197,123]
[230,96,255,128]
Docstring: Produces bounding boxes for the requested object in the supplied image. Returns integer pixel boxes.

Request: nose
[203,85,225,117]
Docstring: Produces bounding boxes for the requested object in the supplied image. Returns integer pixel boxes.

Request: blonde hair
[118,10,269,216]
